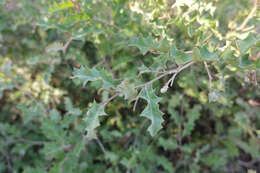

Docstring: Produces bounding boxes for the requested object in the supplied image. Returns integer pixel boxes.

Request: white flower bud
[160,85,168,93]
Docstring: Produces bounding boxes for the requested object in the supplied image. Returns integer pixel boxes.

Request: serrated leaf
[72,66,115,88]
[128,36,153,55]
[65,98,82,116]
[41,118,66,143]
[183,105,201,136]
[84,101,107,139]
[140,85,164,136]
[155,37,170,52]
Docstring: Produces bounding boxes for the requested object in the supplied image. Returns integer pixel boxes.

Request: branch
[133,88,143,112]
[160,61,195,93]
[237,0,258,31]
[204,61,212,91]
[135,61,195,89]
[62,37,73,54]
[101,92,120,106]
[96,138,106,153]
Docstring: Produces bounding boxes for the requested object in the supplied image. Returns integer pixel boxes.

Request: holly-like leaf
[84,101,107,139]
[65,98,82,116]
[140,85,164,136]
[155,37,170,52]
[72,66,115,88]
[128,36,154,55]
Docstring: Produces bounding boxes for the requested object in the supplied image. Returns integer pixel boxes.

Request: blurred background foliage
[0,0,260,172]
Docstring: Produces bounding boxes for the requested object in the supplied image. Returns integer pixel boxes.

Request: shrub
[0,0,259,172]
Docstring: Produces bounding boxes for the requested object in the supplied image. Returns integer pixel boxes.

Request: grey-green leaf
[72,66,115,88]
[140,85,164,136]
[84,101,107,139]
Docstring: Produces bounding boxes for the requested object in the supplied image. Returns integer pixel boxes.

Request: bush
[0,0,259,172]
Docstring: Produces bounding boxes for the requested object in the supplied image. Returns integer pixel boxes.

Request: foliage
[0,0,260,172]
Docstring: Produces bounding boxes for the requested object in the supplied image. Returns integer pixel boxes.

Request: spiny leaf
[140,85,164,136]
[128,36,153,55]
[72,66,115,88]
[65,98,82,116]
[183,105,201,136]
[154,37,171,52]
[84,101,106,139]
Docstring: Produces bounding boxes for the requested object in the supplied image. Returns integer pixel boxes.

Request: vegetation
[0,0,259,172]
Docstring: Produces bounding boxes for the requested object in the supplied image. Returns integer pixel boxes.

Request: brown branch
[96,138,106,153]
[62,37,73,54]
[204,61,212,91]
[101,92,120,106]
[202,33,213,44]
[135,61,195,89]
[237,0,258,31]
[133,89,143,112]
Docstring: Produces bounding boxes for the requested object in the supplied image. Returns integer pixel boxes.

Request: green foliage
[84,101,106,138]
[0,0,260,172]
[140,85,164,136]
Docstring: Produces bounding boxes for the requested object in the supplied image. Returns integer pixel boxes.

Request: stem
[133,89,143,112]
[204,61,212,91]
[135,61,195,89]
[96,138,106,153]
[101,92,120,106]
[62,37,73,54]
[237,0,258,31]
